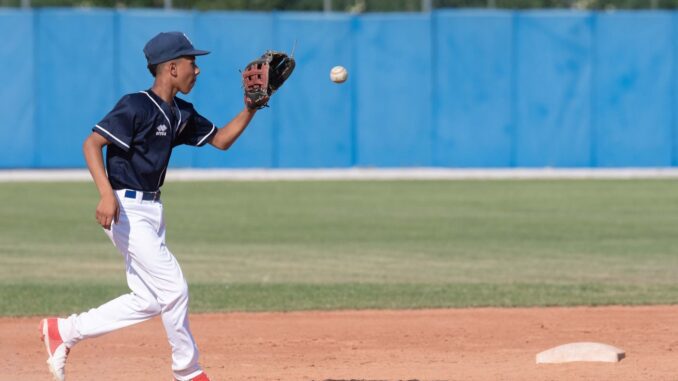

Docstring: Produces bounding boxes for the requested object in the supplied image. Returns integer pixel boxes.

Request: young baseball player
[39,32,258,381]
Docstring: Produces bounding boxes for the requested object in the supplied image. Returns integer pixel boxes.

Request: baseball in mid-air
[330,66,348,83]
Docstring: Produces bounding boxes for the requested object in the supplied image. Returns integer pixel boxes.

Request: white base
[536,342,625,364]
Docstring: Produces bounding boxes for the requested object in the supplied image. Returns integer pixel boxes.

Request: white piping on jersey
[94,125,130,149]
[138,93,185,190]
[139,91,175,130]
[172,99,182,135]
[197,124,217,146]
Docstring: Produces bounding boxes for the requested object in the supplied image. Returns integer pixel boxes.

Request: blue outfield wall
[0,9,677,169]
[514,12,593,167]
[594,12,675,167]
[0,10,35,168]
[434,11,514,167]
[675,12,678,166]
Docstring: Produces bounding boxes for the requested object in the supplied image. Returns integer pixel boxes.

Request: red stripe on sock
[47,318,63,354]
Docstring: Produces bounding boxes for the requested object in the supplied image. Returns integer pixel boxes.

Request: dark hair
[147,63,158,77]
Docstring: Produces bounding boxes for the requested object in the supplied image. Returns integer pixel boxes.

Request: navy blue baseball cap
[143,32,210,65]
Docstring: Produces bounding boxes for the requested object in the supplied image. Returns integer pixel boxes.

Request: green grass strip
[5,282,678,317]
[3,180,678,315]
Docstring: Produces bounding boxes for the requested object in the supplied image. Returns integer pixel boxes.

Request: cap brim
[184,49,210,56]
[149,50,211,65]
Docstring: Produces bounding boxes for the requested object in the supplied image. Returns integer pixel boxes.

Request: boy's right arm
[83,132,119,230]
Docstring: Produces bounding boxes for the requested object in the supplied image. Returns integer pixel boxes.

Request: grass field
[2,179,678,316]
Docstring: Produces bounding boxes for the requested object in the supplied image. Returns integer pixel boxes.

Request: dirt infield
[3,306,678,381]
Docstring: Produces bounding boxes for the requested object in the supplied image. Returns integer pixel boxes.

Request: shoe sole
[39,319,64,381]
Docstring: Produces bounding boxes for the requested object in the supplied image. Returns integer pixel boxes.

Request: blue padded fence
[0,9,676,169]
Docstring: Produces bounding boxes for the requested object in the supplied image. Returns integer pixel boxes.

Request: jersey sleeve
[175,107,217,147]
[92,95,137,152]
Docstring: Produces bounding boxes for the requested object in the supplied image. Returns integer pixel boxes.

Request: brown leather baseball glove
[242,50,296,109]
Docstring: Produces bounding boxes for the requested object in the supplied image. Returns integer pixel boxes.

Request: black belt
[124,189,161,201]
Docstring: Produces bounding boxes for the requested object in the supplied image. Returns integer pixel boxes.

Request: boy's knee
[162,280,190,308]
[135,294,162,314]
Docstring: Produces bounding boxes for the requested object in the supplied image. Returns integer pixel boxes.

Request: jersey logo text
[156,124,168,136]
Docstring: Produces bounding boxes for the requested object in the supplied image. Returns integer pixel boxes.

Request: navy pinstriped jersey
[93,89,217,192]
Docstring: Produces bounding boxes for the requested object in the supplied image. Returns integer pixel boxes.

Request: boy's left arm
[210,108,257,151]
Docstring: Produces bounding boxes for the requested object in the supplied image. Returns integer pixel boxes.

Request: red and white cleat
[175,372,211,381]
[39,318,70,381]
[191,373,211,381]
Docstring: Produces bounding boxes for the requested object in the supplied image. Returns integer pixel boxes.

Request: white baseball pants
[58,189,203,381]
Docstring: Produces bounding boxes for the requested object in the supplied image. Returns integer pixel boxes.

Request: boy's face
[171,56,200,94]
